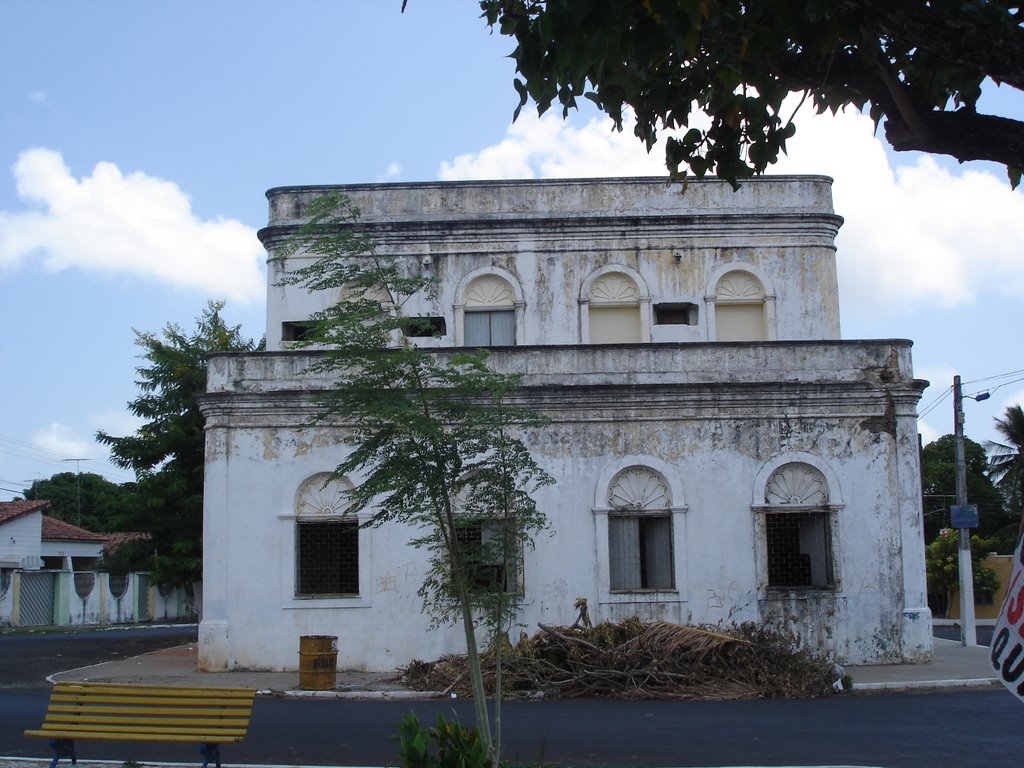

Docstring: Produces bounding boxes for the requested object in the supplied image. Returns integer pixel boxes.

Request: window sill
[764,587,837,596]
[601,591,683,605]
[282,595,371,609]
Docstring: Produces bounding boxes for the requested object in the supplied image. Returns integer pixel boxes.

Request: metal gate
[18,571,56,626]
[136,573,150,621]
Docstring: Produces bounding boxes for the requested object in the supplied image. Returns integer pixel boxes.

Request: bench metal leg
[199,742,221,768]
[47,738,76,768]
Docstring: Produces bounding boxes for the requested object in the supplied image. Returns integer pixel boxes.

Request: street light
[952,376,989,648]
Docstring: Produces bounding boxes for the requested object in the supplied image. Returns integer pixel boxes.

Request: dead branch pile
[401,619,838,700]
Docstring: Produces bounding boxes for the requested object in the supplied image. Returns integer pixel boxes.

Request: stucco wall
[0,513,43,569]
[260,177,842,351]
[200,176,929,673]
[200,341,929,671]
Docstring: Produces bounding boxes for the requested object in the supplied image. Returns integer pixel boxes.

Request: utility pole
[953,376,977,647]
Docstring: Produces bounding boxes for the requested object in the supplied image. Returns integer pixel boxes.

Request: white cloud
[32,423,104,461]
[89,409,143,439]
[380,162,403,181]
[917,419,942,448]
[1003,387,1024,412]
[438,105,1024,319]
[0,148,264,303]
[439,110,668,181]
[770,106,1024,314]
[28,91,48,105]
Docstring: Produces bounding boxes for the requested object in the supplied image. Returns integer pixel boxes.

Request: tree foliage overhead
[479,0,1024,187]
[96,301,261,586]
[21,472,138,533]
[921,434,1011,550]
[989,404,1024,518]
[278,193,552,766]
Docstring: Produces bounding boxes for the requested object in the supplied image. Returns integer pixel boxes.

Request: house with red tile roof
[0,499,107,571]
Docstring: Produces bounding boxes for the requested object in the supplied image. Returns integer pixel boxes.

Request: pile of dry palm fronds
[401,618,838,700]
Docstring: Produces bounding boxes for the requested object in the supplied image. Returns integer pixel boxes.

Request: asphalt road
[0,623,196,690]
[933,623,995,646]
[3,625,1023,767]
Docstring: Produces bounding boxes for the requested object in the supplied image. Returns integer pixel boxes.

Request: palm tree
[988,404,1024,519]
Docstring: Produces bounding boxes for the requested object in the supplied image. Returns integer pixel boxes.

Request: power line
[0,433,135,483]
[918,369,1024,423]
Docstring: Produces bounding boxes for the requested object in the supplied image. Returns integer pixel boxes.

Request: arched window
[713,270,767,341]
[587,271,644,343]
[760,462,834,589]
[461,274,517,347]
[450,477,522,594]
[606,466,674,590]
[294,473,359,598]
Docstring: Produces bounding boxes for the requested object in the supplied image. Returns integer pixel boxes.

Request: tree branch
[835,0,1024,90]
[884,109,1024,168]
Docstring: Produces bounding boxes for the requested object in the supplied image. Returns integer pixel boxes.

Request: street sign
[949,504,979,528]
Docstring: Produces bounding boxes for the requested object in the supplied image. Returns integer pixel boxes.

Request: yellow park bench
[25,681,257,768]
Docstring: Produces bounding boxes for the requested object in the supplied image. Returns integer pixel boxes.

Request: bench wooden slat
[24,728,246,744]
[46,708,253,720]
[25,681,259,765]
[42,714,251,727]
[51,692,255,707]
[44,708,251,720]
[47,688,256,700]
[30,729,248,741]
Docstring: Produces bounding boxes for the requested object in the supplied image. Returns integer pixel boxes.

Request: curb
[853,677,999,692]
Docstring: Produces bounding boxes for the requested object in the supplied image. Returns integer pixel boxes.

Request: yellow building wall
[948,553,1014,620]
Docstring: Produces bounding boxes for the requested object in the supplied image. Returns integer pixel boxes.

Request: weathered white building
[199,176,931,672]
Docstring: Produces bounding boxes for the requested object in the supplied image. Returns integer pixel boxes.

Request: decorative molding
[764,463,828,505]
[591,272,641,304]
[295,473,353,517]
[716,270,764,301]
[608,466,671,510]
[465,275,515,307]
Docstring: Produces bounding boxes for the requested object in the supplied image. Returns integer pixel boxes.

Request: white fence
[0,569,196,627]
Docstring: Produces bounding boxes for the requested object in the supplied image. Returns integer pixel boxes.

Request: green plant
[925,528,1001,616]
[397,712,492,768]
[279,193,551,767]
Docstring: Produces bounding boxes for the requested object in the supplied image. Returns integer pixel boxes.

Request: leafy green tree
[925,528,1001,617]
[21,472,138,533]
[96,302,261,587]
[989,404,1024,520]
[478,0,1024,187]
[920,434,1011,550]
[278,194,551,767]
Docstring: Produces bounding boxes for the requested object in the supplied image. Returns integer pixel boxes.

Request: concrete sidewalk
[1,639,1000,768]
[46,635,999,696]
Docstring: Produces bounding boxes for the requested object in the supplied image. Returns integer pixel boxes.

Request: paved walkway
[2,637,1000,768]
[43,635,999,696]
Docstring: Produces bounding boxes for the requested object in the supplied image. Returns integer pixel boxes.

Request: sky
[1,2,1022,502]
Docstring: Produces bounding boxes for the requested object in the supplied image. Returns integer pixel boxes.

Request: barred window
[454,519,520,594]
[294,473,359,598]
[765,511,832,588]
[296,519,359,597]
[762,462,834,590]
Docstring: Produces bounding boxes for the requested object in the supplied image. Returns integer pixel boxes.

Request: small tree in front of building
[925,528,1000,618]
[277,193,551,767]
[97,302,262,586]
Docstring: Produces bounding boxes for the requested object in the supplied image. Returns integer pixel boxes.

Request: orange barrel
[298,635,338,690]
